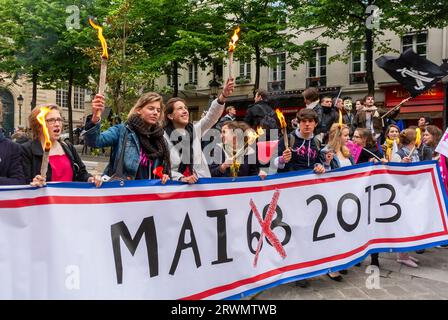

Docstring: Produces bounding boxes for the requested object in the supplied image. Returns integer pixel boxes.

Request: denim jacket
[84,123,144,179]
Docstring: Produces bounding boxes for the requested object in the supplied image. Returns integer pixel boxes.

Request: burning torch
[275,109,288,149]
[89,18,108,119]
[36,107,52,178]
[228,27,240,79]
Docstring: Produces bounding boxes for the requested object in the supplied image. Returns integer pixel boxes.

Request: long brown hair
[399,128,417,147]
[425,125,443,148]
[29,104,62,140]
[164,97,187,127]
[355,128,376,148]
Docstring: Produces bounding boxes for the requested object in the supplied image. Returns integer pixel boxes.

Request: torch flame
[89,18,108,59]
[247,128,260,145]
[275,108,287,129]
[228,26,240,52]
[36,107,52,151]
[338,109,343,128]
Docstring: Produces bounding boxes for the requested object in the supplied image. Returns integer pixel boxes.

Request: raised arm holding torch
[89,18,108,120]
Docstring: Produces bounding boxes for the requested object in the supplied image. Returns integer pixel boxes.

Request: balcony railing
[306,77,326,88]
[268,80,285,92]
[350,72,367,84]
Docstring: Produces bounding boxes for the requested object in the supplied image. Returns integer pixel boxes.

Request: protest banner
[0,162,447,299]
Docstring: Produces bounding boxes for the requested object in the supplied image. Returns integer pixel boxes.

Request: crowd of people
[0,77,446,287]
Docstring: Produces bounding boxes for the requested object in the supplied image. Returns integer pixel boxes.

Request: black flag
[376,48,448,97]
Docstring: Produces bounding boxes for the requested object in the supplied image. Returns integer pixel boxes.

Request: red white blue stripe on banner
[0,161,447,300]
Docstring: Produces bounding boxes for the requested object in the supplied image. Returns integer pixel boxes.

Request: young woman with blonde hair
[320,123,354,170]
[86,92,170,183]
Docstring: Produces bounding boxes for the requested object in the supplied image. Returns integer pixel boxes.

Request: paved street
[78,148,448,300]
[244,248,448,300]
[77,145,109,175]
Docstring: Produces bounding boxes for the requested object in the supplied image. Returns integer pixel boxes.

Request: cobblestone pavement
[246,248,448,300]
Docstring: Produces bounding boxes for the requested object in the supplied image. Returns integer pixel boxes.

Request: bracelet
[278,156,286,165]
[221,93,228,98]
[217,97,226,105]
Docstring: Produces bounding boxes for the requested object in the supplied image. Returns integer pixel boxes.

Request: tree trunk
[114,79,122,115]
[254,44,261,96]
[365,28,375,95]
[173,61,179,97]
[67,71,74,144]
[31,70,38,110]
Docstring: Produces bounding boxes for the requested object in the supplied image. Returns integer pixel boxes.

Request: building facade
[0,77,91,136]
[1,26,446,134]
[157,26,448,128]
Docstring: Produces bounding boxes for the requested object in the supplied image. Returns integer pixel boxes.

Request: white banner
[0,162,447,300]
[436,127,448,158]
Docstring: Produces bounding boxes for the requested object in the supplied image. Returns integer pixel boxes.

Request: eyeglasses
[45,118,63,125]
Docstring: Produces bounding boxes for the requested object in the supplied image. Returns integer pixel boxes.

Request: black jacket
[21,140,91,184]
[215,114,236,131]
[314,105,338,135]
[357,145,382,164]
[244,100,277,129]
[0,131,26,185]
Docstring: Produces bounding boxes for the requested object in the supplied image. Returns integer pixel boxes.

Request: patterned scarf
[127,114,171,173]
[362,106,380,118]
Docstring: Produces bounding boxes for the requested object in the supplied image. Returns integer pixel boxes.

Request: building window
[56,84,68,109]
[268,53,286,91]
[188,63,198,85]
[167,74,175,88]
[350,42,367,84]
[307,48,326,87]
[74,87,85,109]
[239,59,251,79]
[402,32,427,57]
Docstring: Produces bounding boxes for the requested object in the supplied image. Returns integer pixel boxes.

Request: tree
[212,0,297,92]
[123,0,227,97]
[287,0,448,95]
[0,0,61,108]
[38,0,101,143]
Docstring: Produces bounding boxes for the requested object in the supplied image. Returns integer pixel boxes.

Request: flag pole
[381,96,412,119]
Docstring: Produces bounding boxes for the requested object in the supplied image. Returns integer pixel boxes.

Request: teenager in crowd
[274,108,325,287]
[321,123,354,170]
[352,128,384,165]
[86,93,170,183]
[163,78,235,183]
[352,127,385,267]
[209,121,265,178]
[420,125,442,162]
[382,124,400,161]
[391,128,420,267]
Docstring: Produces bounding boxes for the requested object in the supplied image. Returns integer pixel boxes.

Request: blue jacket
[84,123,138,179]
[84,122,165,179]
[0,131,26,185]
